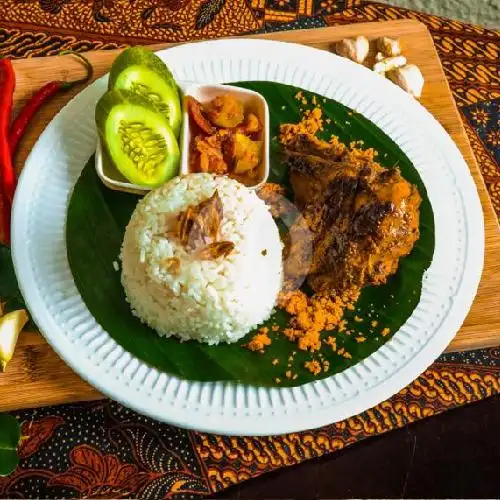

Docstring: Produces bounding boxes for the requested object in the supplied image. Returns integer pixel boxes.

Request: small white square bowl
[181,83,269,189]
[95,139,150,195]
[95,83,269,195]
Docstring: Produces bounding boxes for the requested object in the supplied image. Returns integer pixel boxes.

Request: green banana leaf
[0,245,26,314]
[0,245,37,331]
[0,414,20,476]
[66,82,435,387]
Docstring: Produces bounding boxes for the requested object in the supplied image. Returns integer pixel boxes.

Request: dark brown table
[217,395,500,499]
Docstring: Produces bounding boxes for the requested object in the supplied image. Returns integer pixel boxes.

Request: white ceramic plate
[11,39,484,436]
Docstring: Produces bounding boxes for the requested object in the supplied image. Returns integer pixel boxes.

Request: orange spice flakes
[328,134,347,155]
[272,358,279,366]
[283,290,346,331]
[304,360,322,376]
[279,107,323,144]
[271,324,280,332]
[277,287,359,352]
[349,140,365,149]
[355,336,366,343]
[343,352,352,359]
[325,336,337,352]
[246,328,271,352]
[298,330,321,352]
[280,109,369,162]
[275,378,281,384]
[371,320,379,328]
[354,315,363,323]
[280,289,308,315]
[256,182,285,198]
[381,327,391,337]
[294,91,308,105]
[283,327,302,342]
[345,145,378,164]
[322,359,330,372]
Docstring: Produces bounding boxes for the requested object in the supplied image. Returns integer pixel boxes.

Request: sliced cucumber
[108,47,182,137]
[96,89,180,188]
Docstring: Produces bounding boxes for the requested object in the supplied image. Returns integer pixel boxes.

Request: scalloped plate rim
[11,39,484,436]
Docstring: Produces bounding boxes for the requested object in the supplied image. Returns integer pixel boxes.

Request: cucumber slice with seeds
[109,47,182,137]
[96,89,180,188]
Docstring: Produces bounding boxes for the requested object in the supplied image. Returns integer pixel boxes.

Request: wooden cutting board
[1,20,499,412]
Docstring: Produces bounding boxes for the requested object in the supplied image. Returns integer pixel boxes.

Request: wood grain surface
[2,20,499,411]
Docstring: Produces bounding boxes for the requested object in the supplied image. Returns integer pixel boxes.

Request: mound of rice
[120,173,282,344]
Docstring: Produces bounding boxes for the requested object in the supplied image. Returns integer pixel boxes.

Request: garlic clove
[354,36,370,64]
[377,37,401,57]
[334,35,370,64]
[334,38,356,61]
[387,64,425,98]
[373,55,407,75]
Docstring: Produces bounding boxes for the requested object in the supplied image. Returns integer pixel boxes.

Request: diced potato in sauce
[207,95,244,128]
[231,133,261,174]
[237,113,261,135]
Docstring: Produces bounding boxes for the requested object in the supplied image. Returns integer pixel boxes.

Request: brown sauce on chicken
[280,110,421,295]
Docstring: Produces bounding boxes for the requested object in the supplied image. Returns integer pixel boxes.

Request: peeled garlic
[334,36,370,64]
[373,55,407,75]
[377,37,401,57]
[0,309,29,372]
[387,64,425,98]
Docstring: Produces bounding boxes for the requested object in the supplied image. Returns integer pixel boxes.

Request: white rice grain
[120,173,282,345]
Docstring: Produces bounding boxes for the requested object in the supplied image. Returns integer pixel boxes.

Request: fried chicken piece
[283,136,421,293]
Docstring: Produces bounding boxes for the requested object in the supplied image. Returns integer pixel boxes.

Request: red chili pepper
[8,51,93,156]
[0,58,16,244]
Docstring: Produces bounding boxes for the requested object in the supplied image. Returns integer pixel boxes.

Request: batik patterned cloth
[0,1,499,498]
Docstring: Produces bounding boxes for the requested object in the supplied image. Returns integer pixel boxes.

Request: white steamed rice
[120,173,282,344]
